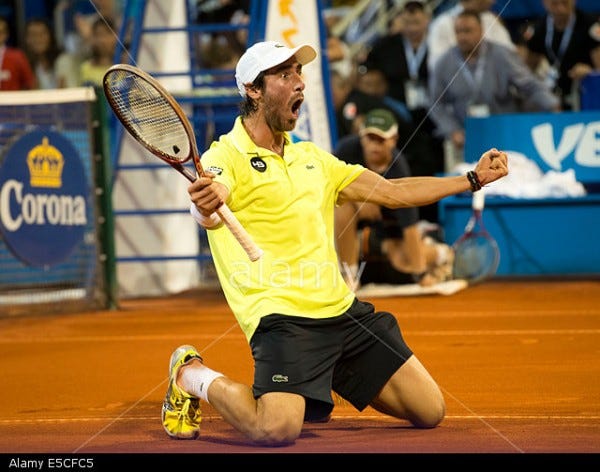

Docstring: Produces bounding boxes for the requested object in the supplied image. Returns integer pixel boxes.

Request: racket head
[102,64,200,167]
[452,232,500,283]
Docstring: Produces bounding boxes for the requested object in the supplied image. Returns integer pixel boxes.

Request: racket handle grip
[472,189,486,211]
[215,204,263,261]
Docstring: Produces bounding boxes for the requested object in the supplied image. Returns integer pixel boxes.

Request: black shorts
[249,298,413,422]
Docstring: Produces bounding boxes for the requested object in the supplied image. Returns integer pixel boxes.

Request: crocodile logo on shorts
[271,374,288,383]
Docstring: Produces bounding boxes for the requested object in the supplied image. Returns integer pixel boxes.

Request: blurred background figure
[23,17,80,89]
[329,68,356,142]
[334,108,453,291]
[54,0,122,60]
[428,10,560,171]
[324,6,355,84]
[194,0,250,65]
[364,0,444,223]
[336,60,412,142]
[79,17,117,87]
[0,15,36,90]
[522,0,600,110]
[427,0,515,72]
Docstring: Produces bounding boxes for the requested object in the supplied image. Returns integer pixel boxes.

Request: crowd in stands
[0,0,121,90]
[328,0,599,212]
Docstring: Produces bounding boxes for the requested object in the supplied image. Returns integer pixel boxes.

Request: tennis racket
[102,63,263,262]
[452,189,500,284]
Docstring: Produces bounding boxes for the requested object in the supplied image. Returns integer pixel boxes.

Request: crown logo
[26,137,64,188]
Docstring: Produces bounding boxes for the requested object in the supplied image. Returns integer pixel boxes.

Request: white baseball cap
[235,41,317,97]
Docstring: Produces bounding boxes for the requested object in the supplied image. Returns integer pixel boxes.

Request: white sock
[179,365,224,403]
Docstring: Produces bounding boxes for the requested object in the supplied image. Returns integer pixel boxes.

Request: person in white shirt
[427,0,515,71]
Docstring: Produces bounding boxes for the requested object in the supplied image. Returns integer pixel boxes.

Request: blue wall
[493,0,600,18]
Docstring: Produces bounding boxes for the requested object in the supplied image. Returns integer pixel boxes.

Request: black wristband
[466,170,482,192]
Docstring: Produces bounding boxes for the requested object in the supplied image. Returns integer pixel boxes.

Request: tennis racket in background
[102,64,263,262]
[452,189,500,284]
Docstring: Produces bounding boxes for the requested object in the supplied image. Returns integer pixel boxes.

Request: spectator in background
[199,34,243,87]
[364,0,444,223]
[0,15,36,91]
[367,1,431,106]
[338,61,412,140]
[195,0,249,60]
[428,10,560,169]
[355,62,413,125]
[334,109,453,291]
[324,7,355,82]
[522,0,600,110]
[23,18,80,89]
[54,0,122,60]
[427,0,515,72]
[79,18,117,87]
[513,21,551,82]
[329,68,355,142]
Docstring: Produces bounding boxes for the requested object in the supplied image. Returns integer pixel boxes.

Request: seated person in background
[334,109,454,290]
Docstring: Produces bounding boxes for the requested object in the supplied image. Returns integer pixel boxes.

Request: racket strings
[453,235,500,283]
[104,70,190,161]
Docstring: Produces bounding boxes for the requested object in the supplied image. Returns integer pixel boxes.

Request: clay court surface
[1,279,599,465]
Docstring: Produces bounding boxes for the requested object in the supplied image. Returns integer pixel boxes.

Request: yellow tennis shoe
[161,345,203,439]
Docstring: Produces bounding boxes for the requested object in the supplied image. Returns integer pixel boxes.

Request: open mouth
[291,98,303,118]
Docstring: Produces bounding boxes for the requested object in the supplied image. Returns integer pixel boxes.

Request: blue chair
[580,72,600,110]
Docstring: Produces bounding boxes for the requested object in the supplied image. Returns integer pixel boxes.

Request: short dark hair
[239,71,266,117]
[456,9,482,25]
[402,1,428,14]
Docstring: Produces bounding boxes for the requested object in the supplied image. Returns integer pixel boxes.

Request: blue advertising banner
[0,129,88,267]
[465,111,600,185]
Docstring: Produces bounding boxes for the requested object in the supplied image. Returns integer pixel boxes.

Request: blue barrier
[580,73,600,111]
[464,111,600,187]
[441,111,600,277]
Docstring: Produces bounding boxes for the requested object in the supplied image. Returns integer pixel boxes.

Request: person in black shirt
[364,1,445,222]
[334,109,453,290]
[523,0,600,110]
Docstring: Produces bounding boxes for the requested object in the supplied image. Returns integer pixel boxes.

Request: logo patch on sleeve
[205,166,223,175]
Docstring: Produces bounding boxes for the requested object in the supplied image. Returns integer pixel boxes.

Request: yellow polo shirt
[201,117,366,341]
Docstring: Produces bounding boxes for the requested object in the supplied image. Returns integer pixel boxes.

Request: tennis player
[162,40,508,445]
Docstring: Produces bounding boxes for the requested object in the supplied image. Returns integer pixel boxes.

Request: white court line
[411,329,600,336]
[1,414,599,425]
[0,329,598,344]
[0,333,246,344]
[398,309,600,318]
